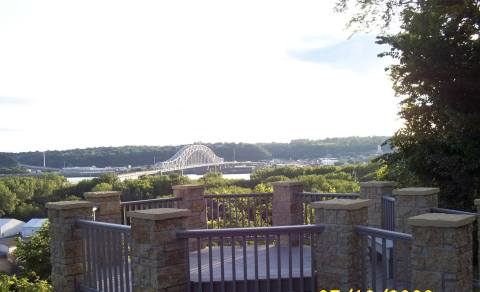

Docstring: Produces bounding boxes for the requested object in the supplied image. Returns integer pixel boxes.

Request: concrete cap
[408,213,475,228]
[271,181,303,187]
[393,187,440,196]
[359,181,395,187]
[84,191,122,199]
[172,184,205,190]
[474,199,480,206]
[127,208,191,220]
[46,200,94,210]
[311,199,371,210]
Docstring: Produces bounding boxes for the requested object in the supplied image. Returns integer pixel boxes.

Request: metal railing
[77,219,132,292]
[430,207,478,216]
[356,225,412,291]
[204,193,273,228]
[177,224,325,292]
[120,197,182,225]
[297,192,360,224]
[381,196,395,231]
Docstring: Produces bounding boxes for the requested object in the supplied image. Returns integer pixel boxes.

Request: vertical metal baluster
[254,234,259,292]
[266,235,270,292]
[406,241,411,290]
[370,236,377,291]
[81,227,87,288]
[197,237,202,292]
[112,231,120,291]
[208,236,213,292]
[86,227,93,288]
[118,232,125,292]
[235,198,238,227]
[242,235,247,292]
[231,236,236,292]
[123,233,131,292]
[382,238,387,289]
[276,234,281,291]
[241,198,245,228]
[93,228,99,289]
[108,231,114,292]
[253,198,257,227]
[185,236,191,292]
[310,232,315,292]
[220,236,225,292]
[223,198,226,228]
[217,200,220,228]
[288,233,292,292]
[392,240,397,289]
[299,232,304,292]
[101,229,107,291]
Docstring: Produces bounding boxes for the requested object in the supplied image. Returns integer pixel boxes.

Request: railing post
[173,184,207,229]
[128,208,191,292]
[409,213,475,291]
[392,187,439,285]
[84,191,122,224]
[311,198,370,290]
[272,181,303,245]
[46,201,94,292]
[359,181,395,228]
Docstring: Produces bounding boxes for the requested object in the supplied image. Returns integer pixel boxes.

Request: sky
[0,0,402,152]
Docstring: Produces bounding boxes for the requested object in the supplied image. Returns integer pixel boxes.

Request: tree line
[0,136,389,169]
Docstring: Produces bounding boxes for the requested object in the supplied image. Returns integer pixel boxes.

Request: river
[66,173,251,183]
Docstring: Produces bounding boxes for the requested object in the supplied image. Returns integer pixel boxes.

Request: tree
[0,182,16,216]
[337,0,480,209]
[14,222,51,281]
[91,182,113,192]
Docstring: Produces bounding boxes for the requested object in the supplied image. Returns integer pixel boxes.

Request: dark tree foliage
[338,0,480,209]
[6,137,388,168]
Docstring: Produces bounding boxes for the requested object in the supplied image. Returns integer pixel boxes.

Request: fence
[120,197,182,225]
[77,219,132,292]
[204,193,273,228]
[176,224,325,292]
[355,225,412,291]
[297,192,360,224]
[381,196,395,231]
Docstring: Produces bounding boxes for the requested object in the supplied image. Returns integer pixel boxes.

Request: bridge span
[118,144,260,181]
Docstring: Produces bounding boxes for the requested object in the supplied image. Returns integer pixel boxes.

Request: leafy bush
[0,274,51,292]
[14,222,51,281]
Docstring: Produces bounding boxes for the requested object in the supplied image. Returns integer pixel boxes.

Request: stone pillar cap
[172,184,205,190]
[127,208,191,220]
[311,199,371,210]
[271,181,302,187]
[359,181,395,187]
[408,213,475,228]
[84,191,122,198]
[393,187,440,196]
[46,200,94,210]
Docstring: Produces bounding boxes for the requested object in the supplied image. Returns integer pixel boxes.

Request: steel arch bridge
[154,144,224,172]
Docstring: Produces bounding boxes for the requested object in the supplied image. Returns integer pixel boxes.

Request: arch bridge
[118,144,226,180]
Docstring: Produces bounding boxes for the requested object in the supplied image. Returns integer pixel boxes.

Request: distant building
[21,218,47,237]
[0,219,24,238]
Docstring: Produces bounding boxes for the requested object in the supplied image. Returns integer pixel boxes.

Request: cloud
[0,96,30,105]
[287,34,391,72]
[0,127,22,132]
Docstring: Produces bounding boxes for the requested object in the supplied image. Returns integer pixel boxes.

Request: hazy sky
[0,0,402,152]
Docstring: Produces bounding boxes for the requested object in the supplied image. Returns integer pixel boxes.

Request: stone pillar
[359,181,395,228]
[409,213,475,292]
[272,181,303,245]
[84,191,122,224]
[311,199,370,290]
[46,201,94,292]
[173,184,206,230]
[392,187,439,285]
[392,187,439,234]
[129,208,191,292]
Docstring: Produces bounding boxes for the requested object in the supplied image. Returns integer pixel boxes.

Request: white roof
[0,219,24,227]
[23,218,48,228]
